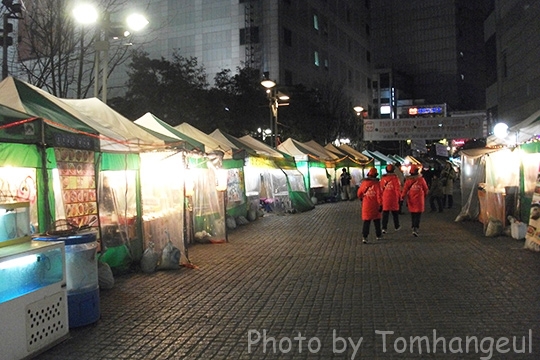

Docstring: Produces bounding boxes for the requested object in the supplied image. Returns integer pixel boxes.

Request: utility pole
[1,0,23,79]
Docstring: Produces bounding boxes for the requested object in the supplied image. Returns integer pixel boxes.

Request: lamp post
[353,105,365,147]
[73,4,148,104]
[261,78,289,148]
[216,169,228,242]
[1,0,23,79]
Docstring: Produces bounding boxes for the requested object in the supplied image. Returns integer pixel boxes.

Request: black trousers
[362,219,382,238]
[410,212,422,229]
[429,195,443,212]
[442,194,453,208]
[382,210,400,230]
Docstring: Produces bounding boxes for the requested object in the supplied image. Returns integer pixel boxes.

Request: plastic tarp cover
[468,149,520,231]
[283,169,314,212]
[139,151,188,264]
[520,146,540,220]
[456,153,485,222]
[98,170,137,270]
[191,168,226,242]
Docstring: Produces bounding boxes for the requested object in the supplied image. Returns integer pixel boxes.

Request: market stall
[211,130,313,213]
[0,77,101,233]
[63,99,194,269]
[278,138,331,202]
[326,143,373,186]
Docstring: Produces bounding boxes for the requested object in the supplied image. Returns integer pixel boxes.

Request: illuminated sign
[408,106,444,116]
[363,116,485,141]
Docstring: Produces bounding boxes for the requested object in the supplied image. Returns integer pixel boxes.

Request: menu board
[55,147,98,227]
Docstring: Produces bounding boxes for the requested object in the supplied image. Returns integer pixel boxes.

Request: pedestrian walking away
[401,165,429,237]
[380,164,401,234]
[357,167,383,243]
[394,162,405,214]
[440,161,457,209]
[340,167,353,200]
[428,172,444,213]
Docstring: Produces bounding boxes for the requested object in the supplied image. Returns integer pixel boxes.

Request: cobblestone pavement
[35,195,540,360]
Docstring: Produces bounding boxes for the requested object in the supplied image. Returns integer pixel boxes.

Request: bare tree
[16,0,150,98]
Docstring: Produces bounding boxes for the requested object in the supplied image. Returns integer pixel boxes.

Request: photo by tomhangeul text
[247,329,533,360]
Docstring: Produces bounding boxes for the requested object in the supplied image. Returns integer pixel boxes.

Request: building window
[348,69,353,85]
[239,27,259,45]
[367,77,371,89]
[284,27,292,47]
[365,24,370,36]
[313,14,319,31]
[314,51,320,67]
[366,50,371,63]
[324,59,329,70]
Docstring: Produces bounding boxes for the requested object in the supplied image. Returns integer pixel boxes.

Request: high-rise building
[107,0,372,109]
[485,0,540,128]
[369,0,492,117]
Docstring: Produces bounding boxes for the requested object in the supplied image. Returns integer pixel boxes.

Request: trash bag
[140,242,159,274]
[236,216,249,226]
[98,260,115,290]
[485,217,503,237]
[157,232,181,270]
[226,215,237,229]
[247,209,257,221]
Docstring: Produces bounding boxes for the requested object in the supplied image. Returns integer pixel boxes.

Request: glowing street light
[73,3,149,103]
[261,76,289,148]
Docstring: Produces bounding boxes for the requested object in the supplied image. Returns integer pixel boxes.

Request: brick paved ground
[34,193,540,360]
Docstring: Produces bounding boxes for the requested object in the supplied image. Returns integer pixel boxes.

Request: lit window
[314,51,320,66]
[313,14,319,30]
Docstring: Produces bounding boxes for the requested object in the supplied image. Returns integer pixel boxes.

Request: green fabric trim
[100,152,140,171]
[0,143,40,167]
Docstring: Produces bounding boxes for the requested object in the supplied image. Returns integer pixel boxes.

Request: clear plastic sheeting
[455,154,485,222]
[139,151,187,264]
[244,167,291,213]
[458,148,520,232]
[190,168,225,243]
[98,170,137,271]
[521,151,540,201]
[0,167,38,229]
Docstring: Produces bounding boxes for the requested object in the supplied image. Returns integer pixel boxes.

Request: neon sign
[408,106,444,116]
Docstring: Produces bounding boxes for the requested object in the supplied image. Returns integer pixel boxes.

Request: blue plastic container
[34,231,100,328]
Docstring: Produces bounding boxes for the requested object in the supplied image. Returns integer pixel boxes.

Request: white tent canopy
[302,140,340,161]
[236,135,286,158]
[62,98,167,152]
[174,123,234,158]
[134,112,205,152]
[487,109,540,147]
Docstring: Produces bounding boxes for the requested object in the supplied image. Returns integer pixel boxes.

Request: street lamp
[353,106,364,116]
[261,77,289,148]
[353,105,366,148]
[215,169,228,242]
[73,4,148,104]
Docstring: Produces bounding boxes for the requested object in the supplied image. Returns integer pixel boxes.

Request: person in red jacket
[401,165,429,237]
[357,167,382,244]
[380,164,401,234]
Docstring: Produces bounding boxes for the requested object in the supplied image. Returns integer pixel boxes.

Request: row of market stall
[0,76,420,272]
[457,109,540,251]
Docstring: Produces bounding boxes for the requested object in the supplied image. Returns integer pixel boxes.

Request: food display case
[0,202,69,359]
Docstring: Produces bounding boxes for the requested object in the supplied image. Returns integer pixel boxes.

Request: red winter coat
[357,178,382,220]
[401,175,429,213]
[380,173,401,211]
